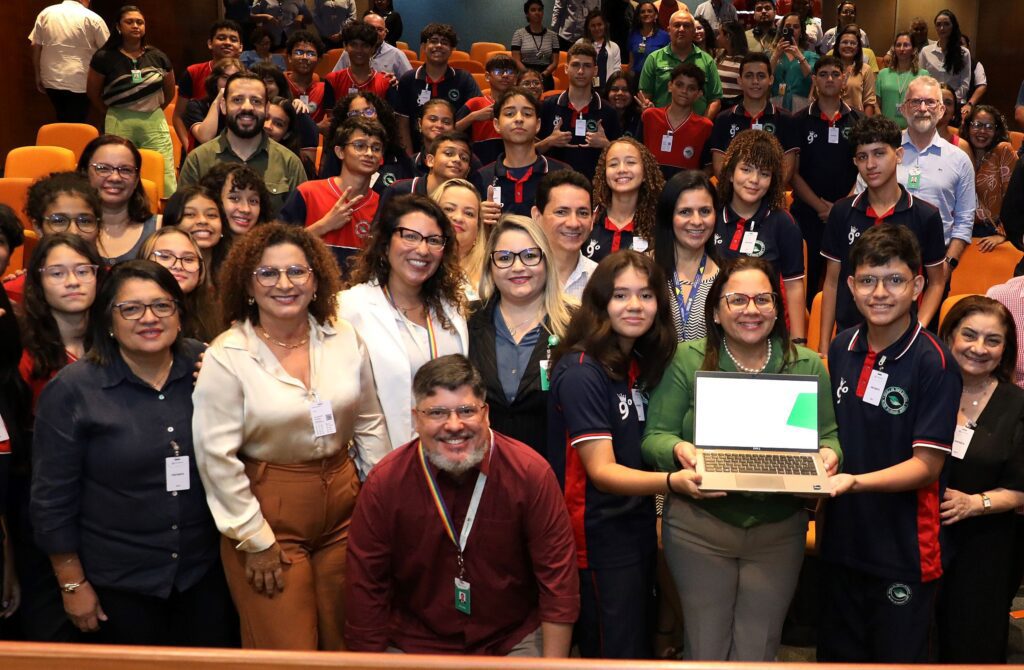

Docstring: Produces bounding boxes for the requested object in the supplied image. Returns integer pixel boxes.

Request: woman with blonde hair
[430,178,491,301]
[468,214,574,456]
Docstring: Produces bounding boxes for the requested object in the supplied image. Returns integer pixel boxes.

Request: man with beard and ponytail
[179,72,306,215]
[345,354,579,657]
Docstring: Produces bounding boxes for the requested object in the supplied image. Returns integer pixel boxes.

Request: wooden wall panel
[975,0,1023,128]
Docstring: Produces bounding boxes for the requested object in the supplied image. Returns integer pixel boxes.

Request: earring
[313,291,318,300]
[109,331,115,338]
[247,296,255,305]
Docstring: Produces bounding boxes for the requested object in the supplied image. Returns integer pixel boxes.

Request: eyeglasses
[394,226,447,249]
[347,107,377,118]
[416,403,486,422]
[42,213,99,233]
[721,292,778,312]
[90,163,139,179]
[291,49,317,58]
[345,140,384,155]
[489,68,517,77]
[852,273,912,294]
[425,37,451,47]
[39,264,99,282]
[904,97,940,110]
[491,247,543,268]
[252,265,314,287]
[113,299,178,320]
[150,250,201,272]
[969,121,996,131]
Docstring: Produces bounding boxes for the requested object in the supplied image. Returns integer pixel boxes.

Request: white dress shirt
[28,0,109,92]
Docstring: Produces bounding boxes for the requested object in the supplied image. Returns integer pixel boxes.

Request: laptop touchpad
[736,474,785,490]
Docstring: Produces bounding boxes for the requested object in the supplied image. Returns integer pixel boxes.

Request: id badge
[300,94,310,107]
[416,88,431,105]
[751,122,764,131]
[574,118,588,137]
[861,369,889,406]
[166,456,190,492]
[0,414,8,442]
[660,133,674,152]
[131,69,143,84]
[631,388,646,422]
[310,400,337,437]
[907,167,922,190]
[951,425,974,459]
[348,87,358,95]
[739,230,758,254]
[632,236,649,252]
[454,578,471,615]
[491,186,502,205]
[539,359,551,391]
[828,126,840,144]
[778,83,787,96]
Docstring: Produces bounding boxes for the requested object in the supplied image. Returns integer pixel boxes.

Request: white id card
[828,126,840,144]
[951,425,974,459]
[166,456,190,491]
[631,236,649,252]
[491,186,502,204]
[739,230,758,254]
[660,134,673,152]
[310,400,337,437]
[751,122,764,131]
[348,87,358,95]
[300,94,310,107]
[631,389,646,422]
[574,118,588,137]
[0,415,9,442]
[861,369,889,406]
[417,88,431,105]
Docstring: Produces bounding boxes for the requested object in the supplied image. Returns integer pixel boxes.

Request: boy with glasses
[279,118,385,255]
[818,115,945,355]
[455,54,520,165]
[378,131,491,216]
[284,30,335,124]
[821,223,960,663]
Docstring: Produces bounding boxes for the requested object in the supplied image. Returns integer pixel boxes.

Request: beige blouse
[842,63,876,113]
[192,316,390,552]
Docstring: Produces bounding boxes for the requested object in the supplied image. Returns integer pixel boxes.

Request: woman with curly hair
[200,163,274,236]
[192,223,390,650]
[585,137,665,264]
[714,129,805,342]
[964,104,1018,251]
[162,184,233,287]
[340,194,468,449]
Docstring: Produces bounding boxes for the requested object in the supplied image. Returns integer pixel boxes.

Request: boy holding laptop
[820,224,961,663]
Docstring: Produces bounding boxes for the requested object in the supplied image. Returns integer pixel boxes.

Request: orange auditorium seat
[316,49,344,78]
[452,60,486,74]
[36,123,99,161]
[6,229,40,275]
[4,146,76,181]
[939,293,975,328]
[450,49,472,62]
[138,148,166,203]
[0,177,35,229]
[141,178,159,212]
[471,42,506,63]
[949,242,1023,295]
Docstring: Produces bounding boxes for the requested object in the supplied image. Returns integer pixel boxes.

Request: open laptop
[694,371,830,496]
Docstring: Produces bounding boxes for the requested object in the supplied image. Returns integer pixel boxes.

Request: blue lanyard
[673,253,707,327]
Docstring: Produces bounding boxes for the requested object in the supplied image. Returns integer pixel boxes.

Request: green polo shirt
[639,44,723,113]
[178,131,306,215]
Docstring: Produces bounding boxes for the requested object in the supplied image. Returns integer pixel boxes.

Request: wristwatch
[945,256,959,269]
[981,493,992,513]
[60,579,87,594]
[792,338,808,345]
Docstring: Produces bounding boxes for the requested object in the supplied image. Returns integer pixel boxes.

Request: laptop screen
[694,372,820,452]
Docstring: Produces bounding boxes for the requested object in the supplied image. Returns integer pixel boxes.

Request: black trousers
[791,200,826,309]
[44,89,90,124]
[91,563,239,647]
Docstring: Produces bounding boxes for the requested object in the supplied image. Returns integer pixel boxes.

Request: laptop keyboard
[703,452,818,476]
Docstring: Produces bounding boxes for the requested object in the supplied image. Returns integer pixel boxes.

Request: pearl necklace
[723,338,772,374]
[258,325,309,349]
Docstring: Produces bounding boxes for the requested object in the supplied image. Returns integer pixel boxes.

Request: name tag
[660,133,674,152]
[454,578,471,615]
[574,118,588,137]
[539,359,551,391]
[631,388,646,422]
[417,88,431,105]
[951,425,974,459]
[907,171,922,190]
[862,369,889,406]
[828,126,840,144]
[491,186,502,204]
[310,400,337,437]
[0,415,8,442]
[751,122,764,131]
[632,236,649,252]
[300,94,310,107]
[348,87,358,95]
[131,69,143,84]
[739,230,758,254]
[166,456,190,492]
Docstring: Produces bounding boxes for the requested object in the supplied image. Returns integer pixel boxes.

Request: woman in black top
[937,296,1024,663]
[30,261,236,645]
[468,215,573,455]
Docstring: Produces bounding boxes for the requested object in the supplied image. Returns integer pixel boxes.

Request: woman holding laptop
[641,256,840,662]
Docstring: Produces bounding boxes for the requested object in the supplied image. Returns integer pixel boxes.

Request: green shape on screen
[786,392,818,431]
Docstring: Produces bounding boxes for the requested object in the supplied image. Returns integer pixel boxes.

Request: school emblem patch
[880,386,909,415]
[887,583,912,605]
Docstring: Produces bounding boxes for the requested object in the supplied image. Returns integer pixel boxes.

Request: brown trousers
[221,452,359,650]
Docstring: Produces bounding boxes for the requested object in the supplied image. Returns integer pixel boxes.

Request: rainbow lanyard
[417,434,491,579]
[673,252,707,327]
[383,285,438,359]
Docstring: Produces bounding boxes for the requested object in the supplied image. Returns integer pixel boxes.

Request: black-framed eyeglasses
[39,264,99,282]
[113,299,178,320]
[252,265,314,287]
[345,140,384,155]
[721,292,778,312]
[150,250,201,272]
[347,107,377,118]
[489,68,517,77]
[969,121,995,131]
[89,163,139,179]
[42,213,99,233]
[491,247,544,268]
[416,403,486,422]
[394,226,447,249]
[291,49,317,59]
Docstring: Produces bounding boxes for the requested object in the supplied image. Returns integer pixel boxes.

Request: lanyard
[673,252,707,327]
[383,285,438,359]
[417,433,491,578]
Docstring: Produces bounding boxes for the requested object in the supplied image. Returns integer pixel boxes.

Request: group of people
[6,0,1024,666]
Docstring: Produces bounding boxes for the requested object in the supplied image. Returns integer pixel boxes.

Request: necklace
[500,306,542,338]
[258,325,309,349]
[723,338,772,374]
[960,377,994,411]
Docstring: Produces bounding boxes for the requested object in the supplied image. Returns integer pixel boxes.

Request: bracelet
[792,337,808,345]
[666,471,677,495]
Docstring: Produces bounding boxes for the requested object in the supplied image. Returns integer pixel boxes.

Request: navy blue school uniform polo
[820,187,946,331]
[714,200,804,283]
[476,153,571,217]
[539,91,621,180]
[547,353,656,570]
[790,102,862,209]
[824,319,960,582]
[376,175,429,217]
[582,208,651,262]
[707,101,796,157]
[388,65,482,151]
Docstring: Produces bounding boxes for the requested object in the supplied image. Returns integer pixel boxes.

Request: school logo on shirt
[842,127,852,139]
[764,122,777,135]
[749,239,766,257]
[586,119,598,133]
[807,130,818,144]
[835,377,849,404]
[448,89,461,102]
[714,233,723,246]
[887,582,912,605]
[585,239,600,258]
[683,146,695,159]
[847,225,861,244]
[617,393,629,420]
[553,115,563,130]
[356,220,371,239]
[880,386,909,415]
[729,123,740,138]
[382,172,396,186]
